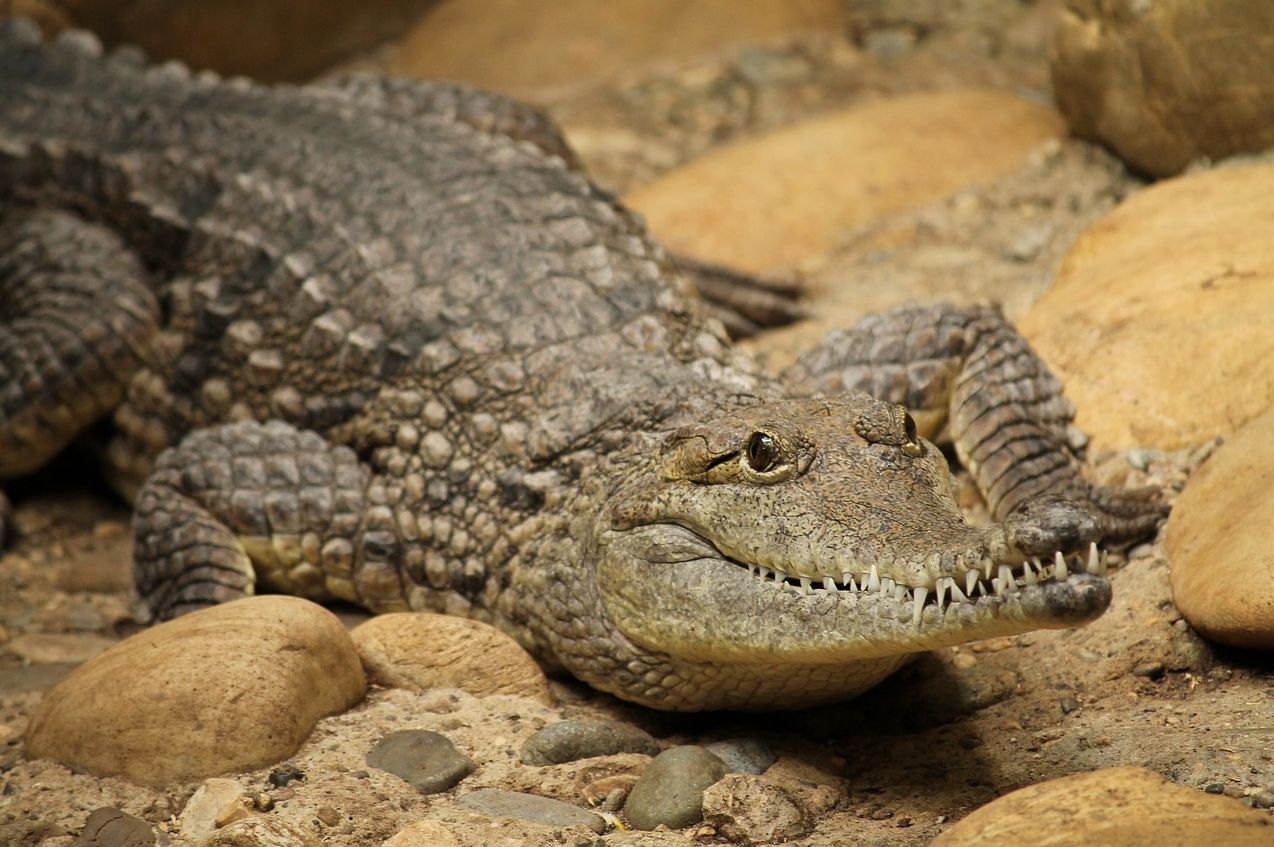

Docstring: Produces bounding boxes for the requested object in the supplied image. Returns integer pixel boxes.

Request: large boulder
[933,766,1274,846]
[626,89,1064,276]
[389,0,846,102]
[1020,162,1274,450]
[25,596,366,785]
[1050,0,1274,177]
[1167,407,1274,649]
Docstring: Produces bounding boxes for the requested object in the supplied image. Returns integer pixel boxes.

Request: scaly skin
[0,22,1163,710]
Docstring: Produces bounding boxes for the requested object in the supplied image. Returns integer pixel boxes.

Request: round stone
[931,766,1274,846]
[1167,407,1274,649]
[455,788,605,833]
[350,613,551,702]
[1020,162,1274,450]
[365,729,475,795]
[520,719,660,766]
[623,745,728,831]
[24,596,366,785]
[1051,0,1274,177]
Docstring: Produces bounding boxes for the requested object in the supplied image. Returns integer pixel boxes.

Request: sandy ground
[3,2,1273,845]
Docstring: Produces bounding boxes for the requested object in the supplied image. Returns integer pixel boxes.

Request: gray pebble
[1252,789,1274,808]
[457,788,605,834]
[704,738,776,775]
[366,730,474,795]
[623,745,728,831]
[520,719,660,766]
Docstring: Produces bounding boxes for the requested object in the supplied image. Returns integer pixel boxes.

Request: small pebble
[1132,661,1166,679]
[1251,790,1274,809]
[520,719,659,766]
[1059,696,1081,715]
[315,806,341,827]
[1204,783,1225,794]
[704,738,776,775]
[623,746,728,831]
[366,730,475,795]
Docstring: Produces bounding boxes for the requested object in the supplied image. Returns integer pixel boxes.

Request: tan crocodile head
[582,396,1109,709]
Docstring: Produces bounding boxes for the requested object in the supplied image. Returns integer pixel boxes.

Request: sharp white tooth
[975,580,988,596]
[950,580,967,603]
[1030,556,1042,572]
[868,565,881,593]
[823,577,839,593]
[841,572,854,589]
[881,577,895,595]
[798,578,811,594]
[966,570,979,596]
[1054,551,1067,581]
[1023,562,1038,586]
[759,567,771,581]
[912,586,927,627]
[981,557,994,579]
[894,584,907,602]
[998,565,1017,594]
[1087,542,1100,575]
[773,569,786,585]
[935,579,948,612]
[1099,549,1109,575]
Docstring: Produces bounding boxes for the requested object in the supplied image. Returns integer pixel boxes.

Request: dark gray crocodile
[0,22,1162,710]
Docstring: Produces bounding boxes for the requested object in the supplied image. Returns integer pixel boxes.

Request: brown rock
[6,632,115,665]
[1020,163,1274,450]
[701,774,810,844]
[72,808,155,847]
[626,90,1064,276]
[47,0,439,82]
[350,612,550,703]
[25,596,365,786]
[390,0,846,102]
[1051,0,1274,177]
[380,821,460,847]
[932,766,1274,846]
[195,817,320,847]
[179,779,253,841]
[1167,407,1274,649]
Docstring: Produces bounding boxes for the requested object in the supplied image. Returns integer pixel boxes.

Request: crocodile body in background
[0,22,1163,710]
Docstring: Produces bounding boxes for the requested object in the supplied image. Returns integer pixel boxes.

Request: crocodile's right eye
[746,432,779,472]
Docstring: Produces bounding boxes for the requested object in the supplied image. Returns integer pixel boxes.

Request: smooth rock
[391,0,846,101]
[626,89,1064,275]
[703,738,776,775]
[25,596,366,785]
[351,613,550,703]
[701,774,810,844]
[365,729,475,795]
[72,809,154,847]
[380,820,460,847]
[1020,163,1274,450]
[179,779,252,840]
[1167,407,1274,649]
[932,766,1274,846]
[623,746,728,831]
[1051,0,1274,177]
[6,633,116,664]
[195,817,320,847]
[520,719,660,766]
[456,788,606,834]
[52,0,437,82]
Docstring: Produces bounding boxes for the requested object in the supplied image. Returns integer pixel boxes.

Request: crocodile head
[590,396,1110,710]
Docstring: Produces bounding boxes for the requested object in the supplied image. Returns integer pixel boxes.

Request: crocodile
[0,22,1163,710]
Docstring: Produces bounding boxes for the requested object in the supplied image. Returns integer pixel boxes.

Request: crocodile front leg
[0,208,159,542]
[782,303,1164,541]
[133,419,409,620]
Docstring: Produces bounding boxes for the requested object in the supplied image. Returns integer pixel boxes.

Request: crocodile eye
[902,413,924,457]
[746,432,779,472]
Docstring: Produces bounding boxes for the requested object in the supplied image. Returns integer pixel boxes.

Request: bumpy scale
[0,22,1162,710]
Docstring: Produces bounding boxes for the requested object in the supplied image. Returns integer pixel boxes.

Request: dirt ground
[3,2,1273,846]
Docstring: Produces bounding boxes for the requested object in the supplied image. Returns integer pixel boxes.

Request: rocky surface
[623,746,729,831]
[2,2,1274,846]
[351,613,551,703]
[932,766,1274,846]
[626,89,1064,276]
[1019,161,1274,451]
[1167,407,1274,649]
[23,596,365,785]
[455,788,606,834]
[1051,0,1274,177]
[520,719,660,766]
[178,779,253,840]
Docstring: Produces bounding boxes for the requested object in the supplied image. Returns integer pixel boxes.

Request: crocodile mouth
[735,543,1110,627]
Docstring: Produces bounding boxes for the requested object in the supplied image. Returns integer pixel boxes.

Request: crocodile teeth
[1022,560,1038,586]
[867,565,881,593]
[799,578,812,594]
[998,565,1017,594]
[912,586,927,627]
[1086,542,1100,575]
[880,577,895,595]
[894,584,907,602]
[981,557,994,579]
[965,570,979,596]
[949,579,967,603]
[823,577,839,593]
[1055,551,1068,580]
[935,578,948,612]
